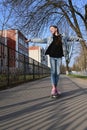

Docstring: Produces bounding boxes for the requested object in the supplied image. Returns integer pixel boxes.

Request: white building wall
[29,46,49,66]
[29,48,41,62]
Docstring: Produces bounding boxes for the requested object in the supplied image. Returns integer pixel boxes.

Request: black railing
[0,42,50,90]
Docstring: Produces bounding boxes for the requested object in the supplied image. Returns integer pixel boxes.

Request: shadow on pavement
[0,76,87,130]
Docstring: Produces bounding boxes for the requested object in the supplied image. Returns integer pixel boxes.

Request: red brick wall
[7,30,16,67]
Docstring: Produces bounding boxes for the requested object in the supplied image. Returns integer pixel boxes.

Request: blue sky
[0,0,87,67]
[0,0,86,34]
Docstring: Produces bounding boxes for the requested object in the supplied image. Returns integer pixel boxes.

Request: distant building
[29,46,49,66]
[0,29,28,72]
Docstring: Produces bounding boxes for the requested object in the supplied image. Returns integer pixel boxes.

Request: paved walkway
[0,75,87,130]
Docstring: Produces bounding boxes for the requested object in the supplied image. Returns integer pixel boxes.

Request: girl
[26,25,64,98]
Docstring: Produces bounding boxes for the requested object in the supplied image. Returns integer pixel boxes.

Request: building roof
[29,46,40,50]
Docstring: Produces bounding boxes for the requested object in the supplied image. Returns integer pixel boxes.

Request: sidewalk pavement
[0,75,87,130]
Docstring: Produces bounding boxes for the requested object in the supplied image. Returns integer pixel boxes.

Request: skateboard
[51,94,61,99]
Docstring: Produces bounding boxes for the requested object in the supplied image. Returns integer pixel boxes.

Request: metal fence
[0,42,50,90]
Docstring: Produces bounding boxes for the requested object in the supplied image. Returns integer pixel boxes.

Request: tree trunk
[66,60,70,74]
[81,43,87,70]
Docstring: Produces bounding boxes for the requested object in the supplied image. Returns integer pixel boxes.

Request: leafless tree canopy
[4,0,65,36]
[1,0,87,70]
[3,0,87,38]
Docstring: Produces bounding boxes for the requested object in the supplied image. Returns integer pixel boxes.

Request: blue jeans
[50,57,61,87]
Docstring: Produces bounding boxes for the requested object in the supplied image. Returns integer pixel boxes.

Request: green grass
[68,74,87,79]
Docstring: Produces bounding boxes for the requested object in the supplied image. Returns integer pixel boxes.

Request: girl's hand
[25,39,31,43]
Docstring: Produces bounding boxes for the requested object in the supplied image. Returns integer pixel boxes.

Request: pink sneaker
[51,88,61,98]
[51,88,58,95]
[55,88,61,95]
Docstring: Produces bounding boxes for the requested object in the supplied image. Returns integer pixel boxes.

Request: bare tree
[3,0,87,70]
[75,49,87,71]
[0,1,14,31]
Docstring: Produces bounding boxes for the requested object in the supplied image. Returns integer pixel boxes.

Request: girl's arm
[69,36,85,42]
[26,38,47,44]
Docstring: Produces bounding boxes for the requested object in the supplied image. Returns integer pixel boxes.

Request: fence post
[7,47,10,87]
[33,60,35,80]
[38,62,40,78]
[42,66,43,77]
[24,55,26,81]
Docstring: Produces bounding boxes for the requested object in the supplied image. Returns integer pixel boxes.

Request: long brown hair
[50,25,62,45]
[50,25,59,34]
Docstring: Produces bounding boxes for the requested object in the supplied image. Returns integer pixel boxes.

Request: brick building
[0,29,28,72]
